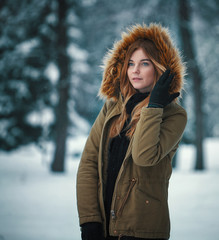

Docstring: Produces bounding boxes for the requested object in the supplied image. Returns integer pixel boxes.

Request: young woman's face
[127,48,156,93]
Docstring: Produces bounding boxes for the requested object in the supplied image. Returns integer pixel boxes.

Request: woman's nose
[133,64,140,73]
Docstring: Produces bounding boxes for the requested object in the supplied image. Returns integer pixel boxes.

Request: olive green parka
[77,23,187,239]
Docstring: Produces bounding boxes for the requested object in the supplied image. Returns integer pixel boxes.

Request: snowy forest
[0,0,219,240]
[0,0,218,171]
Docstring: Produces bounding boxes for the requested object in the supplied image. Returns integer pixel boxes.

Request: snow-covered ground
[0,137,219,240]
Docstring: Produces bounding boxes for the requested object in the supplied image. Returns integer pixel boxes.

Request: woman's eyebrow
[140,59,151,62]
[129,59,151,62]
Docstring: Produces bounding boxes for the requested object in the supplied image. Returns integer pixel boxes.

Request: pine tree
[51,0,88,172]
[0,0,54,150]
[178,0,205,170]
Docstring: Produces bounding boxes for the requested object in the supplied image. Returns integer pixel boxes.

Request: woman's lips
[132,77,142,81]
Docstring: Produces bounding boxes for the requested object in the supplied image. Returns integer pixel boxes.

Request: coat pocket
[133,182,164,229]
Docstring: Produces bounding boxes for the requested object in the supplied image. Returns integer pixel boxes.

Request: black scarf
[125,91,150,115]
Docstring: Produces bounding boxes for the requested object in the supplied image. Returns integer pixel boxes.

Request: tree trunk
[51,0,70,172]
[178,0,204,170]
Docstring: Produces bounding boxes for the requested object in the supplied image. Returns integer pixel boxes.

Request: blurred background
[0,0,218,239]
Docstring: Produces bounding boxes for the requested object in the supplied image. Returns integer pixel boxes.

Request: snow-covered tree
[0,0,54,150]
[51,0,90,172]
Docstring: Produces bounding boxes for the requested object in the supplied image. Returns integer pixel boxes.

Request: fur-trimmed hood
[99,23,186,100]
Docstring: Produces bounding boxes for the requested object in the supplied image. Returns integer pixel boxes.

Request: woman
[76,23,187,240]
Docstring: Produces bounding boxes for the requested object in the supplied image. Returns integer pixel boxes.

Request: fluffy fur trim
[99,23,186,100]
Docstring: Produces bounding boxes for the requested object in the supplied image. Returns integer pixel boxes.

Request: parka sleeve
[132,103,187,167]
[76,101,108,225]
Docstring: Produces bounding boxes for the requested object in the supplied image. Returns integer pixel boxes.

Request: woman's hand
[148,69,180,108]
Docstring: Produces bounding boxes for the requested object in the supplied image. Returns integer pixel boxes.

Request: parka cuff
[142,106,164,115]
[79,215,103,226]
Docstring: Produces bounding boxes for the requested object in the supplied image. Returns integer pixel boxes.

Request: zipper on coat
[116,178,137,217]
[111,209,116,220]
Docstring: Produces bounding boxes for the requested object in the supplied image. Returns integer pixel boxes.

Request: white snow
[0,137,219,240]
[44,62,60,85]
[25,108,54,127]
[16,39,39,55]
[67,44,88,61]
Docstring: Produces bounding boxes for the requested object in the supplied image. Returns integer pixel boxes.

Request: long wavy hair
[109,39,166,138]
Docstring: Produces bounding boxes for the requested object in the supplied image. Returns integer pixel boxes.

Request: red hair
[109,39,166,138]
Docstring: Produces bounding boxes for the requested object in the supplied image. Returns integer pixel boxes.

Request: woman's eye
[142,62,149,66]
[128,62,134,67]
